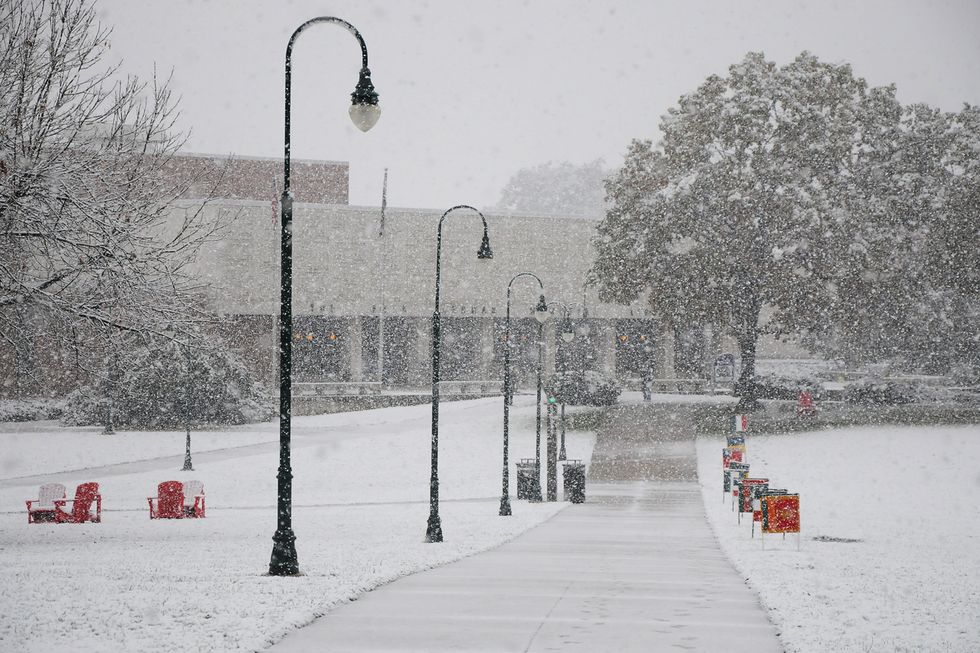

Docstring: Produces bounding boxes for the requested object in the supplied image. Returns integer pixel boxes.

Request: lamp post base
[183,431,193,471]
[530,466,543,502]
[499,495,512,516]
[425,514,443,543]
[269,529,300,576]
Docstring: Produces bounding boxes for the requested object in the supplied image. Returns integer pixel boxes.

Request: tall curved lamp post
[499,273,549,516]
[426,205,494,543]
[164,325,195,471]
[270,16,381,577]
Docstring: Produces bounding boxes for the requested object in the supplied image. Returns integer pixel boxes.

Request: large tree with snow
[803,102,980,373]
[592,52,906,405]
[0,0,224,392]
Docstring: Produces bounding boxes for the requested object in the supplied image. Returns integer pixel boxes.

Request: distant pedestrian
[796,390,817,418]
[641,368,653,401]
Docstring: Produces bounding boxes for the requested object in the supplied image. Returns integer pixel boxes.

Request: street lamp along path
[426,205,494,544]
[270,16,380,578]
[546,301,586,463]
[499,273,549,517]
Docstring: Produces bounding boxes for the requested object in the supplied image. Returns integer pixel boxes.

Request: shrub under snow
[61,344,274,429]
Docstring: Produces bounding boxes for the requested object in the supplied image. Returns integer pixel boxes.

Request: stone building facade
[176,154,737,390]
[0,153,809,398]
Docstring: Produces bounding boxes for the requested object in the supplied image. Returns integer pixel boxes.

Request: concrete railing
[292,381,382,397]
[630,377,710,394]
[437,380,502,396]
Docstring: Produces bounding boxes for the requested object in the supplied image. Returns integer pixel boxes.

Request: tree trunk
[734,293,763,412]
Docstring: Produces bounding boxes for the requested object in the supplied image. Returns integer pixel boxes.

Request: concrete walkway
[272,403,782,652]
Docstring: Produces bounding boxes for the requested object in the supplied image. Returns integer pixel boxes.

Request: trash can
[563,459,586,503]
[516,458,537,500]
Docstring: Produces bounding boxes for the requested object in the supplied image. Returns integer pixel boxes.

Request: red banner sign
[762,494,800,534]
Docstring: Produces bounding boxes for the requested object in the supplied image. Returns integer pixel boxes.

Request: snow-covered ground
[696,425,980,653]
[0,420,277,480]
[0,397,596,652]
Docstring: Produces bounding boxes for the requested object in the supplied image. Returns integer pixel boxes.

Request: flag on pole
[732,414,749,432]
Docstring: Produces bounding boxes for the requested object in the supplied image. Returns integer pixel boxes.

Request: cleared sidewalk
[272,403,781,652]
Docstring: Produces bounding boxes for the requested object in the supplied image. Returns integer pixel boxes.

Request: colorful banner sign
[732,414,749,432]
[723,447,744,468]
[755,489,788,523]
[762,494,800,534]
[726,433,745,448]
[740,478,769,513]
[727,462,750,505]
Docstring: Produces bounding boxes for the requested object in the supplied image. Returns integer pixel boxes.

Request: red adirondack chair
[53,482,102,523]
[26,483,67,523]
[148,481,185,519]
[796,390,817,418]
[182,479,206,518]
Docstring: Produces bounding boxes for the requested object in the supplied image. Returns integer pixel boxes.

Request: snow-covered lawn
[697,425,980,653]
[0,420,277,480]
[0,397,596,652]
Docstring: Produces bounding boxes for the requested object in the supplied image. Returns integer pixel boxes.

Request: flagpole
[377,168,388,385]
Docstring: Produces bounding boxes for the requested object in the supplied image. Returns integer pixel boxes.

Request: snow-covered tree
[592,52,903,406]
[805,102,980,373]
[494,159,608,217]
[0,0,225,392]
[595,52,980,390]
[62,333,274,429]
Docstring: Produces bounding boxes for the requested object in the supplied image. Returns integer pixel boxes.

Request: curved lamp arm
[506,272,546,320]
[284,16,379,193]
[433,205,492,314]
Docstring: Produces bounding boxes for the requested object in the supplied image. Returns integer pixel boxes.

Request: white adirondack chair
[182,479,206,518]
[26,483,67,523]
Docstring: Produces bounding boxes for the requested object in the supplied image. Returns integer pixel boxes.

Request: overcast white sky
[97,0,980,210]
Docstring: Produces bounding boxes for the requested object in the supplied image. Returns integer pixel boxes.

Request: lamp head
[349,67,381,132]
[477,232,493,259]
[533,295,550,324]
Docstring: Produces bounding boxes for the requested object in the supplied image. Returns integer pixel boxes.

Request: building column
[661,327,676,379]
[543,321,557,376]
[411,317,430,387]
[652,330,666,379]
[706,323,723,378]
[478,317,494,381]
[597,320,616,377]
[348,316,363,382]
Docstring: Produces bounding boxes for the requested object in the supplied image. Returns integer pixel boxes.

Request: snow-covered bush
[61,344,274,429]
[950,363,980,388]
[0,398,64,422]
[753,375,821,400]
[545,371,621,406]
